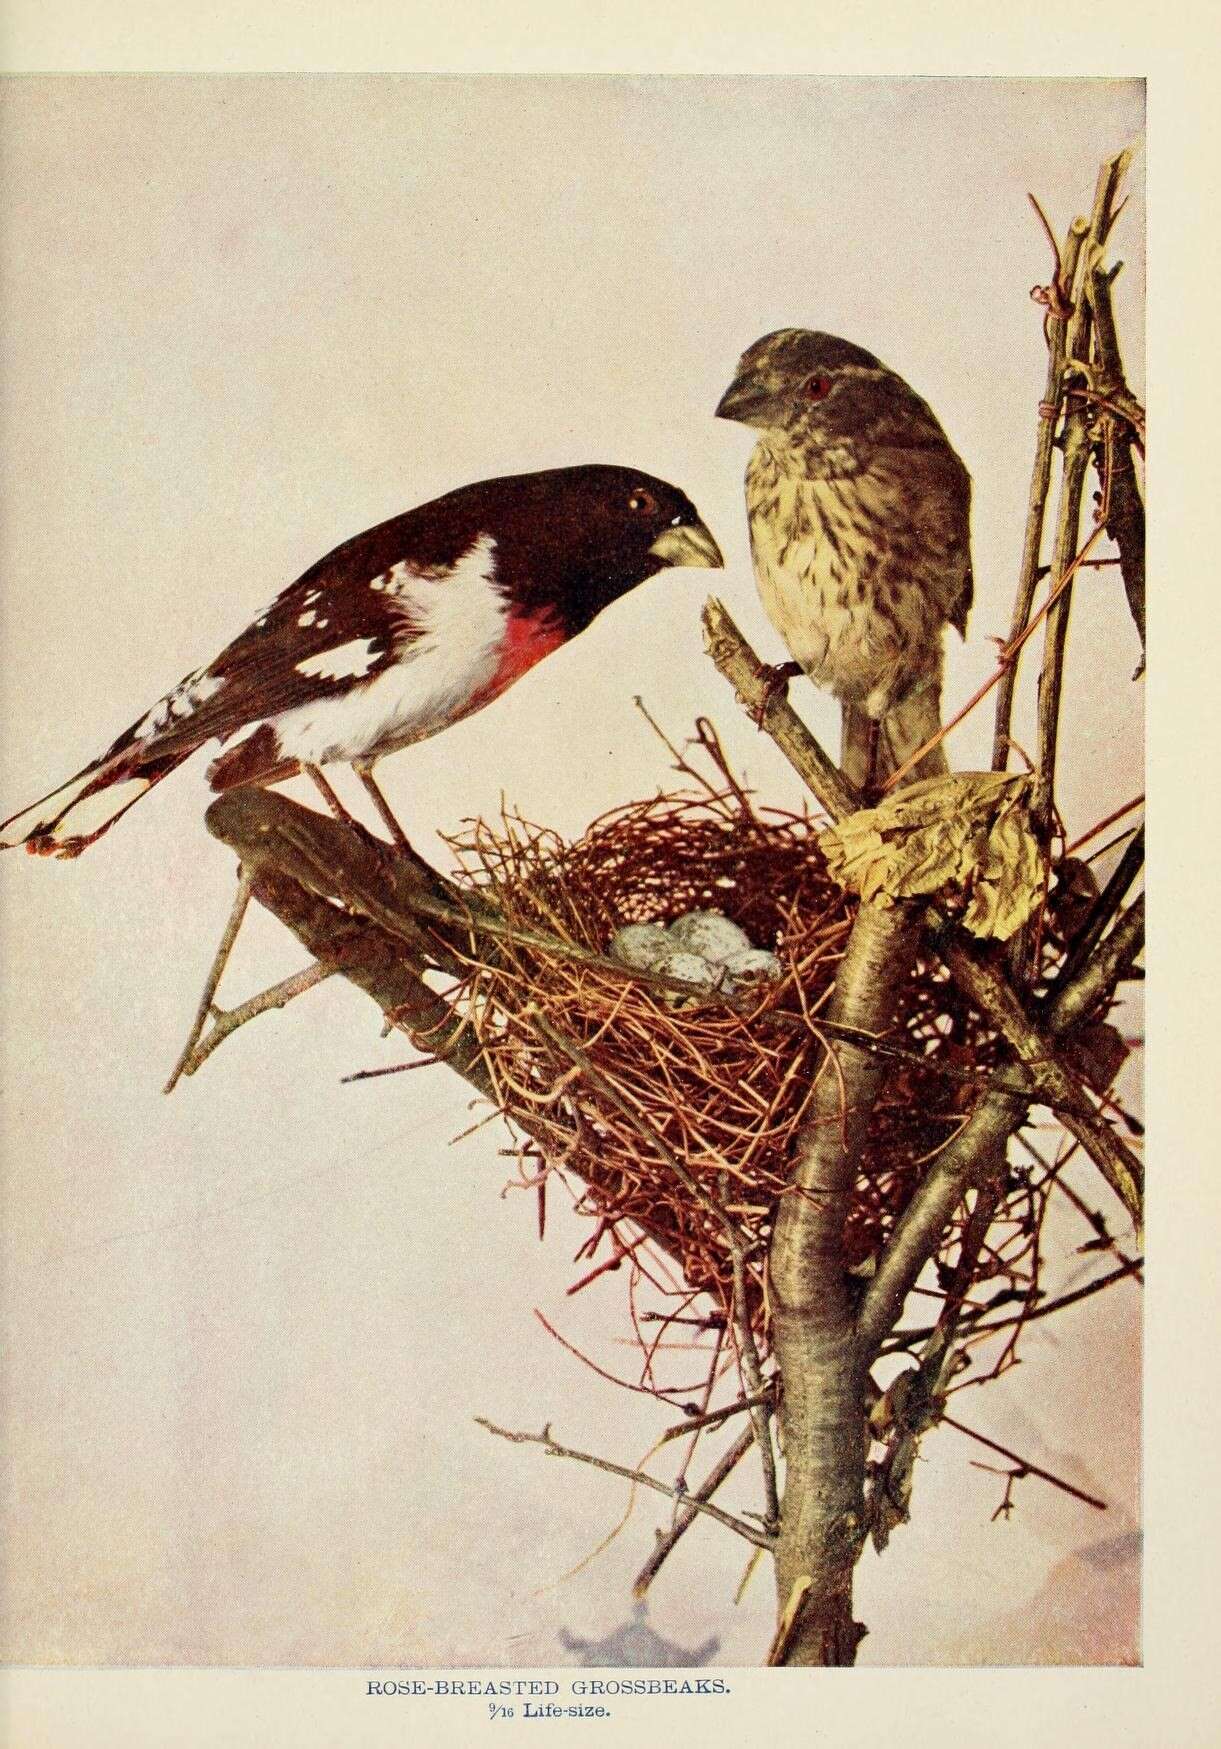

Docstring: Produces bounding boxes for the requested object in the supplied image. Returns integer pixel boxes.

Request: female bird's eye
[628,488,658,515]
[804,373,833,401]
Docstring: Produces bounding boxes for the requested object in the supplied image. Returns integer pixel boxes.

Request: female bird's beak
[648,521,724,569]
[714,376,777,428]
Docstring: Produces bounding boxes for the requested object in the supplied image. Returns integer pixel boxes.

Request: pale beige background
[0,53,1158,1728]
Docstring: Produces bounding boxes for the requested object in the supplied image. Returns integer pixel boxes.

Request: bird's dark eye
[628,487,658,515]
[804,374,833,401]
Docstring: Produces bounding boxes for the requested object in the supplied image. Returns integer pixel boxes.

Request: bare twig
[938,935,1142,1224]
[730,1241,780,1531]
[164,868,254,1093]
[474,1418,773,1550]
[633,1426,756,1598]
[1065,793,1143,856]
[701,596,861,820]
[992,212,1090,770]
[657,1388,775,1445]
[1030,150,1132,844]
[856,1089,1025,1357]
[1045,895,1144,1036]
[881,1254,1143,1351]
[941,1414,1107,1511]
[1049,827,1144,1002]
[1084,260,1146,669]
[700,597,1143,1224]
[169,961,334,1083]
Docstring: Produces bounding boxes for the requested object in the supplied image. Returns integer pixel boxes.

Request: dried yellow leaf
[819,772,1042,940]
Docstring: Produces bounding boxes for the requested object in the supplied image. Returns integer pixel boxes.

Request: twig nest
[443,724,1007,1337]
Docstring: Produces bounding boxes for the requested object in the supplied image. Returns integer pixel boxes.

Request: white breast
[269,534,510,765]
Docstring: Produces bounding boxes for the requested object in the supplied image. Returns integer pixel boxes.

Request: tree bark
[768,900,923,1665]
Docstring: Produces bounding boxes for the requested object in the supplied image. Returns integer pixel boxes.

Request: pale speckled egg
[608,922,671,969]
[652,949,721,989]
[652,948,723,1008]
[665,910,753,965]
[722,947,783,985]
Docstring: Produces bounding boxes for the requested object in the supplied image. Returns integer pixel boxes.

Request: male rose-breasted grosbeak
[1,465,722,857]
[715,329,972,794]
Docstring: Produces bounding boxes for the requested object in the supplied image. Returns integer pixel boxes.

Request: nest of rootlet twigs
[441,722,1005,1344]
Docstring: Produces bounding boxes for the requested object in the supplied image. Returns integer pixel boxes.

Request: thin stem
[474,1418,773,1550]
[1048,827,1144,1003]
[173,961,334,1081]
[701,595,861,821]
[730,1243,780,1531]
[164,868,253,1093]
[1046,895,1144,1036]
[992,214,1090,770]
[657,1388,774,1445]
[941,1414,1107,1511]
[633,1427,756,1597]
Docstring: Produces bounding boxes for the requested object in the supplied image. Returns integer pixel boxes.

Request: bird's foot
[751,661,803,728]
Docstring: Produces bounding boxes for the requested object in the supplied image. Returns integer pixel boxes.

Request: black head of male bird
[716,329,972,794]
[1,464,722,858]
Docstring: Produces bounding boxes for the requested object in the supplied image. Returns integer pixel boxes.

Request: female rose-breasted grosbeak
[715,329,972,794]
[1,465,722,857]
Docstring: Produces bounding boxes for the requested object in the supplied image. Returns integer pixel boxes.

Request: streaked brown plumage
[715,329,972,794]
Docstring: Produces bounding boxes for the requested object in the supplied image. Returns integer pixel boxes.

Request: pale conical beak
[648,521,724,569]
[714,377,775,425]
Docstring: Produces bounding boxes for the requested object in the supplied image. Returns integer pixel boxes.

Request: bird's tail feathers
[0,744,190,859]
[841,683,949,799]
[878,683,949,788]
[0,659,236,858]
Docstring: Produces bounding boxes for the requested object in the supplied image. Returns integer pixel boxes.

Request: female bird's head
[715,328,947,465]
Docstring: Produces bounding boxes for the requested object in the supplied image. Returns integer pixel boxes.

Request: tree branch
[1046,894,1144,1035]
[856,1089,1026,1357]
[768,898,923,1664]
[1084,259,1145,671]
[632,1425,756,1598]
[701,596,861,820]
[992,212,1090,770]
[937,934,1142,1224]
[170,960,334,1082]
[1030,150,1132,844]
[474,1418,773,1550]
[700,597,1143,1223]
[942,1414,1107,1512]
[1048,825,1144,1004]
[205,788,495,1094]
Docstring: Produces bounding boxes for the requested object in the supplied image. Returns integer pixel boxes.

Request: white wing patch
[295,638,383,683]
[132,669,226,741]
[271,534,507,765]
